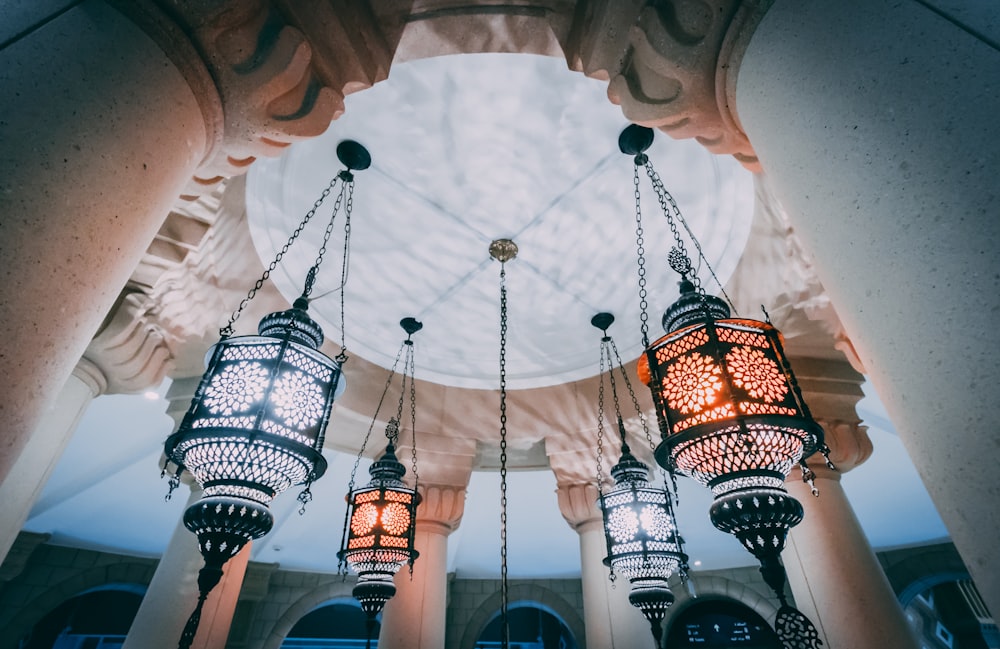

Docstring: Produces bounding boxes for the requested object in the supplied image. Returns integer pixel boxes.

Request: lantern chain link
[595,340,608,497]
[642,161,739,315]
[302,176,350,298]
[498,262,511,649]
[220,175,341,337]
[406,342,420,491]
[336,181,354,362]
[632,165,650,347]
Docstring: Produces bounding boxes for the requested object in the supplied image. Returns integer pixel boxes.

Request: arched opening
[665,598,781,648]
[17,584,145,649]
[474,602,578,649]
[280,599,380,648]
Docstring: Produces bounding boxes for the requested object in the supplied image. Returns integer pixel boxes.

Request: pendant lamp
[161,140,370,649]
[620,124,831,649]
[592,312,688,647]
[338,317,424,646]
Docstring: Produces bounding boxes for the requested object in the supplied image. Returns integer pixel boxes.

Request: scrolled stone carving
[812,419,873,475]
[166,0,346,198]
[607,0,767,170]
[84,291,173,395]
[556,482,602,530]
[118,1,395,200]
[415,484,467,534]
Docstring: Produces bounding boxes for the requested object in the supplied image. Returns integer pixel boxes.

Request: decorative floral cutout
[640,504,674,541]
[203,361,270,415]
[272,370,324,430]
[725,345,788,402]
[664,352,723,414]
[380,502,411,536]
[607,506,639,543]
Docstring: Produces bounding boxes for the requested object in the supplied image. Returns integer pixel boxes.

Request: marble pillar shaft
[0,0,207,481]
[0,362,106,565]
[735,0,1000,614]
[785,471,919,649]
[378,485,465,649]
[558,484,656,649]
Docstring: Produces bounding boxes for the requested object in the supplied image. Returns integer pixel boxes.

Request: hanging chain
[632,165,651,347]
[347,342,405,492]
[498,262,511,649]
[403,340,421,491]
[301,176,350,299]
[642,160,739,315]
[595,341,608,497]
[336,181,354,361]
[219,175,341,337]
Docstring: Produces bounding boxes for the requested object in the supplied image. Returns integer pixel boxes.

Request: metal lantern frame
[162,140,371,649]
[338,317,424,642]
[592,312,688,646]
[620,124,831,649]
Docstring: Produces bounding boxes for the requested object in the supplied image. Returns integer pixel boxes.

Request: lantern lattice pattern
[600,446,685,642]
[165,300,344,557]
[339,443,420,619]
[638,283,822,490]
[638,281,823,574]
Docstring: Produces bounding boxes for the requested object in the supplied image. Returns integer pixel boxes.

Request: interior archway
[17,585,145,649]
[280,599,379,649]
[474,601,578,649]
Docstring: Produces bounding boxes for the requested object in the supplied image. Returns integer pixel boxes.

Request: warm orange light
[380,502,411,536]
[351,502,379,536]
[642,316,822,486]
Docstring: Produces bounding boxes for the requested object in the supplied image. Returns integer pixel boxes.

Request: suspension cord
[220,175,343,337]
[498,261,511,649]
[641,160,739,316]
[632,165,651,347]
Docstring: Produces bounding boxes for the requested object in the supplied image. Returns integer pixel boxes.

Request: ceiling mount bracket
[489,239,518,263]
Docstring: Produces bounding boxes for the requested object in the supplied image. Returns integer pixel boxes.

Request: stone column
[732,0,1000,614]
[123,376,249,649]
[378,484,466,649]
[0,0,211,482]
[0,289,173,566]
[782,358,919,649]
[0,361,107,565]
[557,483,655,649]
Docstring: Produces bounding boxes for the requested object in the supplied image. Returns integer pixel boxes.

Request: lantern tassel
[177,564,224,649]
[759,555,824,649]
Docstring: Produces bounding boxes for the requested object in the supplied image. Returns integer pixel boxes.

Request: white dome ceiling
[246,53,753,389]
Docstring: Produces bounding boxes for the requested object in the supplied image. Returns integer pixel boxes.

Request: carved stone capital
[118,1,395,199]
[415,484,466,535]
[781,356,874,474]
[606,0,771,170]
[84,291,173,394]
[556,482,602,531]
